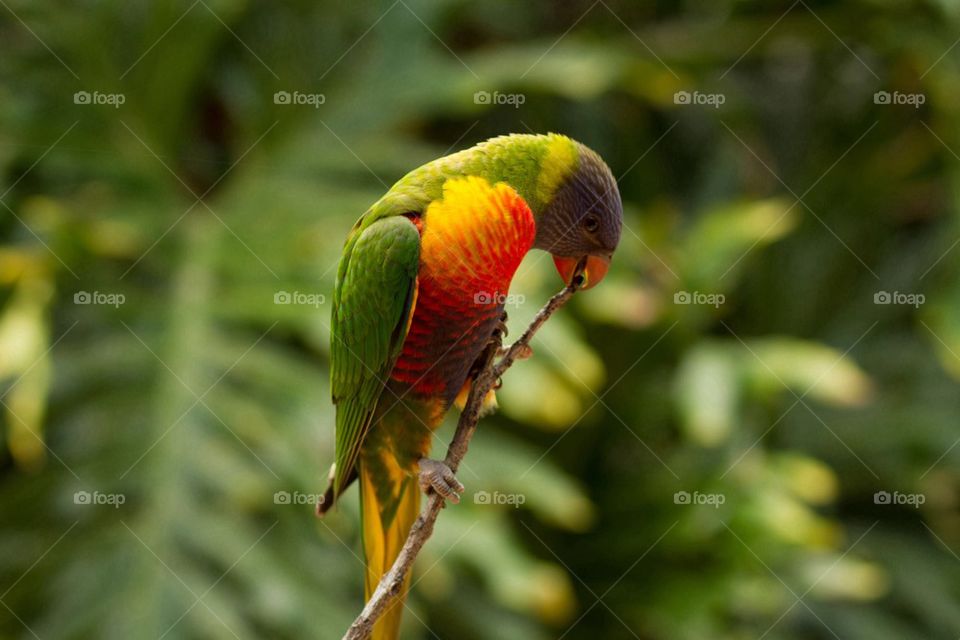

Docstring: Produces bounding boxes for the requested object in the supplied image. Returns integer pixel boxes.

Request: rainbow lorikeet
[318,133,622,639]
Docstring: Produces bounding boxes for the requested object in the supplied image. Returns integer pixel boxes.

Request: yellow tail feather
[360,464,420,640]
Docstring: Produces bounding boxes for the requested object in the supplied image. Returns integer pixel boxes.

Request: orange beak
[552,254,611,290]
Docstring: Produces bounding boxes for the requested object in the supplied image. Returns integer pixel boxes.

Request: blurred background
[1,1,959,638]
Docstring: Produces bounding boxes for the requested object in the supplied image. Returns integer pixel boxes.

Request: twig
[341,263,587,640]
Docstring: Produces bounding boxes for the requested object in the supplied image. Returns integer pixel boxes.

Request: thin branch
[342,263,587,640]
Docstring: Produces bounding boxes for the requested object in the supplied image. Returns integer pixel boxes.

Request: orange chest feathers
[389,177,536,403]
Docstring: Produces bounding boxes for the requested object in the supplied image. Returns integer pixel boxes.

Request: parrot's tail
[359,461,420,640]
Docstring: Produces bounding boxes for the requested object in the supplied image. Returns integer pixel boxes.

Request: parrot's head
[534,140,622,290]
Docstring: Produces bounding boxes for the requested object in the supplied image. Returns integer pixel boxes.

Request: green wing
[331,215,420,496]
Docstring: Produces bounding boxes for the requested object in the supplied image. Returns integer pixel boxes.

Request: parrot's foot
[494,311,509,339]
[418,458,464,504]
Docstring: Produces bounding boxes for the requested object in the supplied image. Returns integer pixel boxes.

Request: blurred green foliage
[1,1,960,638]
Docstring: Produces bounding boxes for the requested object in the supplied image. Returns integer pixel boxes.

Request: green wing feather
[331,214,420,497]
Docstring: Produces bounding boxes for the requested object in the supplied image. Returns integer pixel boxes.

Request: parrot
[318,133,622,639]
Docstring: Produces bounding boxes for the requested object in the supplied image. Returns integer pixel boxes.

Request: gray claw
[418,458,465,504]
[494,311,509,339]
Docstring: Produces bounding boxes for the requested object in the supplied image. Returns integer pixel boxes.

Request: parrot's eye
[582,214,600,233]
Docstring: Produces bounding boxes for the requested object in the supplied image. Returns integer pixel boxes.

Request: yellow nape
[424,176,520,232]
[454,380,498,415]
[536,134,577,206]
[419,175,535,282]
